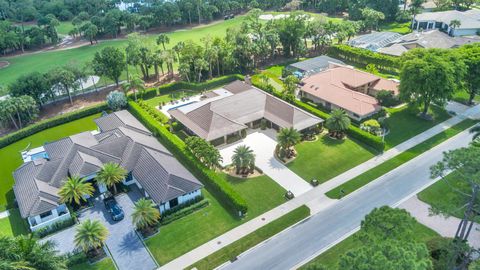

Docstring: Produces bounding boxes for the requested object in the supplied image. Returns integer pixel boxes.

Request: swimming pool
[31,152,49,160]
[167,101,197,111]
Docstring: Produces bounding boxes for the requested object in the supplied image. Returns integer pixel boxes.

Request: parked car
[104,197,124,221]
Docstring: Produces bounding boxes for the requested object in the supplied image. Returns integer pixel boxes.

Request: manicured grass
[287,134,376,184]
[145,174,286,265]
[326,119,478,199]
[0,113,101,211]
[0,15,249,92]
[418,172,479,223]
[301,221,439,269]
[57,21,75,36]
[379,22,411,34]
[144,89,202,107]
[384,105,451,149]
[69,258,116,270]
[189,205,310,270]
[0,208,28,236]
[452,90,480,105]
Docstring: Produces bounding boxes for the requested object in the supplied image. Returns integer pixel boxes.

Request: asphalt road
[222,128,474,270]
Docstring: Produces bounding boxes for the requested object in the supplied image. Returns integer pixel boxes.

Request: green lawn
[326,119,478,199]
[384,105,451,149]
[287,134,376,184]
[0,208,28,236]
[57,21,75,36]
[69,258,116,270]
[145,173,286,265]
[418,172,479,223]
[189,205,310,270]
[301,221,439,269]
[452,90,480,105]
[144,89,202,107]
[0,15,249,93]
[0,113,101,211]
[379,21,411,34]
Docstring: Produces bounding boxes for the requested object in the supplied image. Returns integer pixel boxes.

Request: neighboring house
[13,110,202,232]
[378,29,480,56]
[286,55,345,77]
[413,9,480,36]
[169,80,323,145]
[299,64,399,121]
[348,32,403,51]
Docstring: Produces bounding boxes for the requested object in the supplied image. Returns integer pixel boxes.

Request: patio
[218,129,312,196]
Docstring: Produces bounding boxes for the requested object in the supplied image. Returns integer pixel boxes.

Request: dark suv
[104,197,124,221]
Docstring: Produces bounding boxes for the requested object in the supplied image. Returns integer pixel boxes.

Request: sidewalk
[400,196,480,249]
[159,103,480,270]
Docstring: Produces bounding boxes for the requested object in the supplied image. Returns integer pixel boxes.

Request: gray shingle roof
[95,110,151,135]
[13,110,202,218]
[169,81,323,141]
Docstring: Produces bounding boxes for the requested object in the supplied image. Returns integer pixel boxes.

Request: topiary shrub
[106,90,128,111]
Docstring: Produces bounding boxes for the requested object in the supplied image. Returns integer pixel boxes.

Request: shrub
[160,200,209,226]
[347,125,385,152]
[34,217,76,238]
[162,195,205,217]
[260,119,267,130]
[361,119,382,136]
[66,252,87,267]
[106,90,128,111]
[0,103,108,149]
[376,90,401,107]
[137,99,169,124]
[128,101,248,215]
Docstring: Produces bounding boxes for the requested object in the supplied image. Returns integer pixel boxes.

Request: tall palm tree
[277,127,301,158]
[74,219,109,256]
[325,109,351,138]
[0,235,67,270]
[58,175,94,206]
[156,34,170,50]
[96,162,127,195]
[232,145,255,175]
[132,198,161,232]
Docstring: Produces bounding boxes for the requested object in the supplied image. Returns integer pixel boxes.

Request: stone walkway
[218,129,312,196]
[159,104,480,270]
[400,196,480,249]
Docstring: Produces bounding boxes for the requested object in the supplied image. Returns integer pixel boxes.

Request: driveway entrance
[43,187,157,270]
[218,129,312,196]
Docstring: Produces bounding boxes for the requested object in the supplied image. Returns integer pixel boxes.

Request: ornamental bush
[106,90,127,111]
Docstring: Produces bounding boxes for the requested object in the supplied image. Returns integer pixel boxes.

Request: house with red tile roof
[299,64,399,121]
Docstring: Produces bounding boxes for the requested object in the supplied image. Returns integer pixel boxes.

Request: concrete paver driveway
[218,129,312,196]
[43,188,157,270]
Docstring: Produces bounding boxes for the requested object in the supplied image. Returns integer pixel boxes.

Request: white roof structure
[415,9,480,30]
[348,32,403,51]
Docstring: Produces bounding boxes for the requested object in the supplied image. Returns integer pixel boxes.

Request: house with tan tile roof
[169,81,323,145]
[299,64,399,121]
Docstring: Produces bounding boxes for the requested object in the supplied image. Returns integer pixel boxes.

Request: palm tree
[470,126,480,147]
[449,19,461,35]
[0,235,67,270]
[74,219,109,256]
[132,198,160,232]
[277,128,301,158]
[96,162,127,195]
[156,34,170,50]
[58,175,95,206]
[123,75,145,101]
[232,145,255,175]
[325,109,351,139]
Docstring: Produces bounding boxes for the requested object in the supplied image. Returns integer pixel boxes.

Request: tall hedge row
[140,74,245,99]
[128,101,248,216]
[0,103,108,149]
[327,44,399,74]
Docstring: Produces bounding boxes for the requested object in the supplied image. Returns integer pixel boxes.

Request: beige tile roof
[300,66,398,116]
[170,81,323,141]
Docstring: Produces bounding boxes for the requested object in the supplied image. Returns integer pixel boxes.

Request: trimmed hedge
[128,101,248,216]
[160,200,210,226]
[0,103,108,149]
[137,99,169,124]
[327,44,399,74]
[139,74,245,99]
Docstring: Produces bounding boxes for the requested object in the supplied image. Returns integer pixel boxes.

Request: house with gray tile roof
[13,111,202,232]
[169,81,323,145]
[413,9,480,36]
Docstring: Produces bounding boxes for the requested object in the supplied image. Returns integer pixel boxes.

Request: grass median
[188,205,311,270]
[326,118,478,199]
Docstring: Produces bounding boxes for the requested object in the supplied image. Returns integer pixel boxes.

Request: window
[39,211,52,219]
[169,198,179,208]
